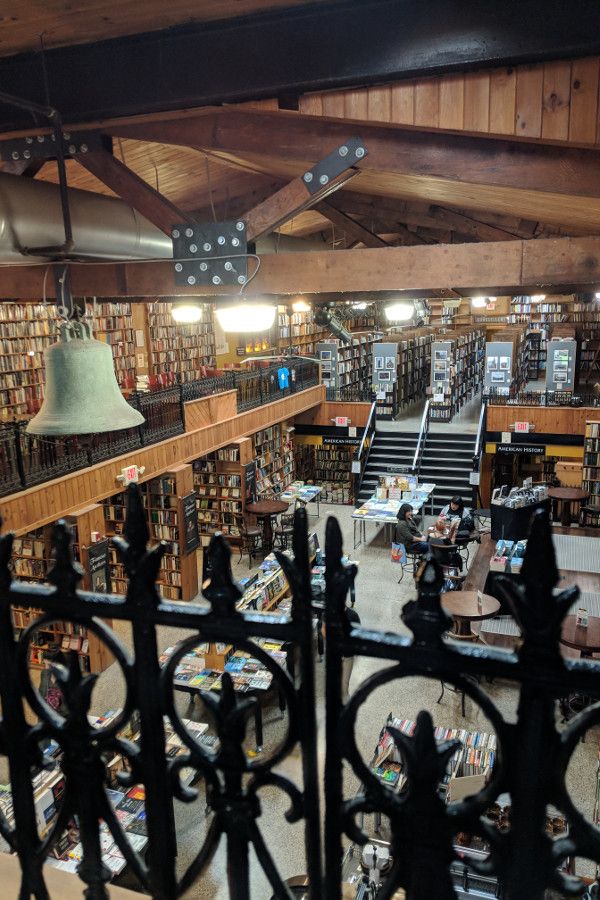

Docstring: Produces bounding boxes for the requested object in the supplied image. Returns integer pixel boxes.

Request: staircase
[356,430,419,505]
[418,432,476,514]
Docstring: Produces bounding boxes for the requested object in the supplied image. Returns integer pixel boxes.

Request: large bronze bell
[26,319,145,435]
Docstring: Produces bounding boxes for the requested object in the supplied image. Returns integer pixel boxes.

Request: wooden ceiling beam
[77,149,194,233]
[315,201,389,248]
[109,107,600,201]
[243,167,357,242]
[3,235,600,297]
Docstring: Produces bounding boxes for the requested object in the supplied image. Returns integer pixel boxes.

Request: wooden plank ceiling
[6,53,600,256]
[0,1,323,57]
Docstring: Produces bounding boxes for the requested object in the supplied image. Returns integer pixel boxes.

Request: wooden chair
[396,544,424,583]
[273,513,295,551]
[235,515,263,569]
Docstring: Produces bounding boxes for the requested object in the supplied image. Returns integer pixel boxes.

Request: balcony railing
[0,362,319,498]
[0,494,599,898]
[486,388,600,407]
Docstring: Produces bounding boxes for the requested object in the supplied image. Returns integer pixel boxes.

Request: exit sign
[335,416,349,427]
[117,464,145,486]
[514,421,530,433]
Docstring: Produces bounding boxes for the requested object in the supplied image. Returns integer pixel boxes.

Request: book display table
[352,484,436,549]
[280,481,322,517]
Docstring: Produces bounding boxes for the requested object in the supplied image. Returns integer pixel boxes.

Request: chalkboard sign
[244,463,256,505]
[86,539,110,594]
[181,492,200,554]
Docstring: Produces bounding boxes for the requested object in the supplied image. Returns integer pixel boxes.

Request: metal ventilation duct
[0,172,173,262]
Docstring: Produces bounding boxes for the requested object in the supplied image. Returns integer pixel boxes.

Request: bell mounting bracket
[171,220,248,287]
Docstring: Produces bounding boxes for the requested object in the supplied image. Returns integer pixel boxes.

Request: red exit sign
[335,416,349,427]
[514,421,530,433]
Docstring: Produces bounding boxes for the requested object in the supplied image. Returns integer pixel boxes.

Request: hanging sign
[181,492,200,554]
[496,444,545,455]
[86,539,110,594]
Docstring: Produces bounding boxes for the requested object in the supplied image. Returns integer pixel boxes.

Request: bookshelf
[103,465,199,601]
[430,328,485,421]
[147,300,216,385]
[90,299,137,389]
[276,307,327,356]
[317,332,380,394]
[11,503,113,674]
[193,438,254,545]
[0,302,55,420]
[252,424,295,498]
[314,440,357,504]
[374,330,434,418]
[582,421,600,523]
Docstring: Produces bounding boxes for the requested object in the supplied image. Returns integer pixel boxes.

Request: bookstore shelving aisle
[0,302,55,420]
[430,328,485,422]
[89,299,137,389]
[317,332,380,396]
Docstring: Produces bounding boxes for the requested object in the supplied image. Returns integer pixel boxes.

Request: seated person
[437,495,474,537]
[395,503,429,555]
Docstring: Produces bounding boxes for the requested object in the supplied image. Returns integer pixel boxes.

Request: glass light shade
[471,296,487,308]
[215,303,276,332]
[531,294,546,303]
[171,303,204,324]
[384,301,414,322]
[292,299,311,313]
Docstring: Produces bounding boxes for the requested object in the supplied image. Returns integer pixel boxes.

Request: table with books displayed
[351,483,436,549]
[280,481,322,517]
[0,710,210,881]
[341,714,572,897]
[160,640,287,751]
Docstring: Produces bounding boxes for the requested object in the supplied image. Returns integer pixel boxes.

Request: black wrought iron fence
[487,388,600,407]
[0,363,320,498]
[325,387,374,403]
[1,494,600,898]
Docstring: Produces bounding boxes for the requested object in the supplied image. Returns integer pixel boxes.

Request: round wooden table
[560,614,600,659]
[246,500,290,554]
[547,487,589,527]
[441,590,501,640]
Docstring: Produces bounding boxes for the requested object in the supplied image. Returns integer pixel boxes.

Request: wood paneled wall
[293,401,372,428]
[0,385,325,535]
[487,405,595,437]
[295,56,600,147]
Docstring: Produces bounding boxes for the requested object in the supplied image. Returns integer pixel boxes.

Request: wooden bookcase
[582,421,600,522]
[193,438,254,545]
[0,301,55,420]
[11,503,113,674]
[89,299,137,389]
[430,327,485,422]
[252,423,295,498]
[314,439,356,504]
[317,332,380,394]
[103,466,199,601]
[147,300,216,385]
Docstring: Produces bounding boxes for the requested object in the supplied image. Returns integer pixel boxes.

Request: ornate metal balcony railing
[0,361,320,499]
[2,489,596,898]
[486,388,600,408]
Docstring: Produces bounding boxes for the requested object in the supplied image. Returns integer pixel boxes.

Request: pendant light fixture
[471,296,487,308]
[171,302,205,323]
[26,317,145,436]
[384,300,415,322]
[215,302,276,332]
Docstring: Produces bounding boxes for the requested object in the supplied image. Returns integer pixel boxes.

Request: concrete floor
[76,503,600,898]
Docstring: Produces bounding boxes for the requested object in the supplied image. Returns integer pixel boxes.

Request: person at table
[395,503,429,554]
[437,496,474,537]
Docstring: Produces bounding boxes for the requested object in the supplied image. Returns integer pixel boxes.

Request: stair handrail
[352,399,377,502]
[411,399,430,478]
[472,398,487,509]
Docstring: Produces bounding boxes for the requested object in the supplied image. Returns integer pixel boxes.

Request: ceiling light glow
[171,303,204,324]
[384,301,414,322]
[215,303,276,332]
